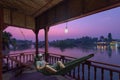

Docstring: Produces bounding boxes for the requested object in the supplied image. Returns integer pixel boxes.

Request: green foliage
[2,31,32,50]
[2,31,12,50]
[49,36,98,49]
[15,40,33,50]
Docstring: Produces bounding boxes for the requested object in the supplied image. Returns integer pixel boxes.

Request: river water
[10,45,120,66]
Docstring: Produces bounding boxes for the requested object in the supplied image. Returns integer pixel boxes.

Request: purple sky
[4,7,120,42]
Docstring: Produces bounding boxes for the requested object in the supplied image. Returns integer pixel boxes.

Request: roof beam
[35,0,120,29]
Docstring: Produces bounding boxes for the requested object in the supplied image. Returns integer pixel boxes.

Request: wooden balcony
[2,51,120,80]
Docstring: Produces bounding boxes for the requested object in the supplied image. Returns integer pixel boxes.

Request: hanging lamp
[65,22,68,33]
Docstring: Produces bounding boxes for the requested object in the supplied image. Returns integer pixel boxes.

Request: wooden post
[44,27,49,62]
[0,8,3,80]
[35,31,39,57]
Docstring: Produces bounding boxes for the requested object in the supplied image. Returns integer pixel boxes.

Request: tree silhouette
[100,36,104,42]
[2,31,13,55]
[108,33,112,42]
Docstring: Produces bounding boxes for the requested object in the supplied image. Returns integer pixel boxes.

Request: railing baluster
[119,73,120,80]
[29,54,31,61]
[48,55,51,64]
[50,56,51,64]
[110,70,112,80]
[57,57,59,61]
[51,56,53,64]
[88,64,90,80]
[26,54,28,61]
[50,56,52,64]
[19,55,22,66]
[9,59,12,69]
[28,54,30,61]
[23,54,25,63]
[30,54,32,61]
[53,56,54,63]
[24,54,27,63]
[94,67,96,80]
[26,54,29,61]
[101,68,104,80]
[82,63,84,80]
[77,64,80,80]
[12,57,14,68]
[15,56,17,68]
[6,56,9,70]
[73,68,76,78]
[54,57,56,63]
[70,70,72,77]
[61,56,65,63]
[32,54,34,61]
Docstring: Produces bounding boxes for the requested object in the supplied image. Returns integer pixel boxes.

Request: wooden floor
[2,64,75,80]
[11,72,69,80]
[3,70,74,80]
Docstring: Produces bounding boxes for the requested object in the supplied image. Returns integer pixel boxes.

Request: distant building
[97,40,120,48]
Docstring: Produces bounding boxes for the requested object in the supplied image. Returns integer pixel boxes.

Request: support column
[0,8,3,80]
[44,27,49,62]
[35,30,39,57]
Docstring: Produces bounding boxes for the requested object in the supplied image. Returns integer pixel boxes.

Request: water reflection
[107,46,112,58]
[10,44,120,65]
[96,45,120,57]
[57,45,120,57]
[59,47,65,52]
[51,45,120,65]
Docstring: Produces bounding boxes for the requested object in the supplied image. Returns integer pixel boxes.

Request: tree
[11,38,17,50]
[100,36,104,42]
[2,31,12,49]
[2,31,13,55]
[108,33,112,42]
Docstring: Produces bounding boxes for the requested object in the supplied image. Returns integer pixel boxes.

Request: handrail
[89,60,120,68]
[45,52,120,68]
[8,51,120,69]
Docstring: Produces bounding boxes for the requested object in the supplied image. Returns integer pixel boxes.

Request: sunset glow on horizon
[4,7,120,42]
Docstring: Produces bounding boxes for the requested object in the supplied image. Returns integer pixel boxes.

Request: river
[10,45,120,66]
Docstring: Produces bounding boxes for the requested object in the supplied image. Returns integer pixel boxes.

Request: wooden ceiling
[0,0,63,17]
[35,0,120,30]
[0,0,120,31]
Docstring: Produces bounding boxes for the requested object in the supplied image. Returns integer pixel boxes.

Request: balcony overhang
[35,0,120,31]
[0,0,120,31]
[0,0,63,30]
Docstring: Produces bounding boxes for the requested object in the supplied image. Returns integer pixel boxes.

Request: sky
[4,7,120,42]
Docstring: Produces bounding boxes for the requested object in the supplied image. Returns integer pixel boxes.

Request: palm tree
[2,31,12,56]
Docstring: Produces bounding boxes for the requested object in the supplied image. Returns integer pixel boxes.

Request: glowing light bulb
[65,27,68,33]
[65,22,68,33]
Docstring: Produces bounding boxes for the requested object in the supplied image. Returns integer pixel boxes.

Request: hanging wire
[64,0,69,33]
[18,28,28,53]
[19,28,26,40]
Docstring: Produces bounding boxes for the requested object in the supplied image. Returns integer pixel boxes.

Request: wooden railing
[3,51,120,80]
[3,52,35,72]
[47,53,120,80]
